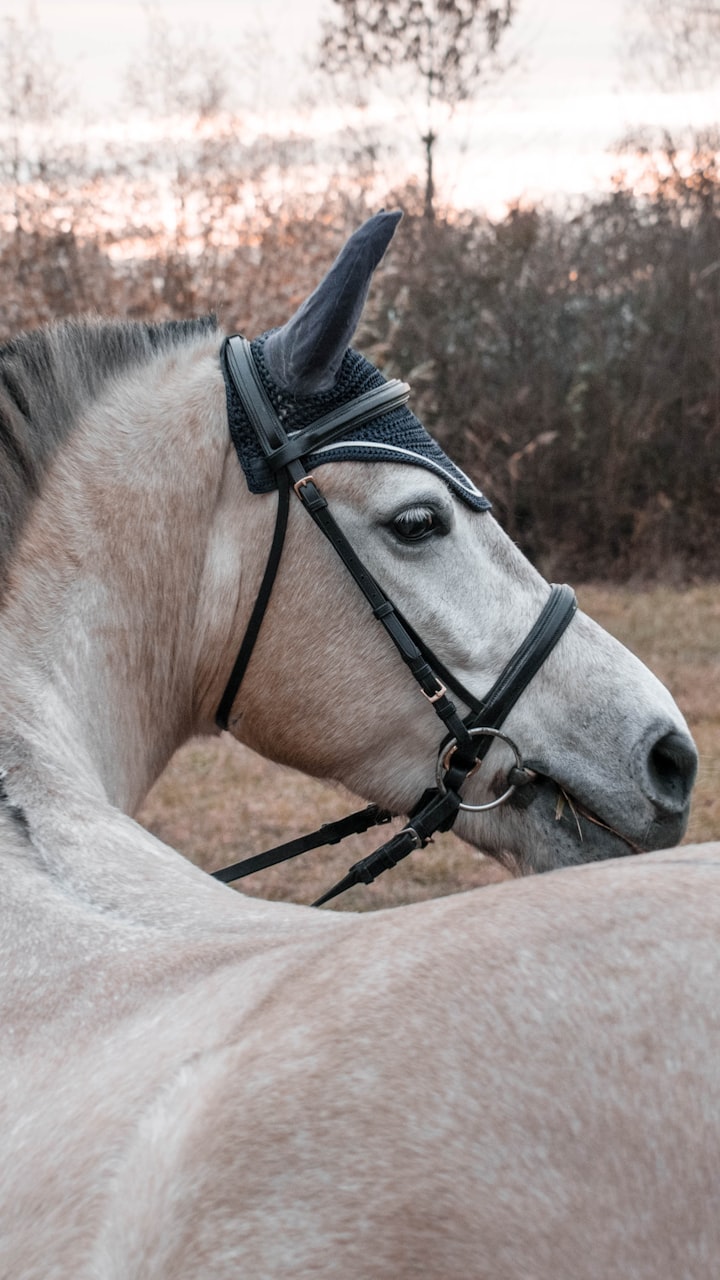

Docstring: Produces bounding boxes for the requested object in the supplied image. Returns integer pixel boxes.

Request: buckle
[422,681,447,704]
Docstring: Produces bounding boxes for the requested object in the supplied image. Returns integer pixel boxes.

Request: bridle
[212,336,577,905]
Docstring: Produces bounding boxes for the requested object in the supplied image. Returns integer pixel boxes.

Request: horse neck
[0,333,237,822]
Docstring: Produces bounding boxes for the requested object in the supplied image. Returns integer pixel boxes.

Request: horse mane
[0,314,219,599]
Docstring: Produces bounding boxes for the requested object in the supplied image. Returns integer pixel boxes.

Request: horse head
[201,211,697,877]
[0,212,697,883]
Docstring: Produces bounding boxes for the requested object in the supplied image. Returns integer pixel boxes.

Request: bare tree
[318,0,516,221]
[123,5,249,311]
[0,8,111,332]
[618,0,719,223]
[0,7,71,237]
[630,0,720,90]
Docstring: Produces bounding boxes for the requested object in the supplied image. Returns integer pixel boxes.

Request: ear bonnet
[223,210,490,512]
[223,336,490,510]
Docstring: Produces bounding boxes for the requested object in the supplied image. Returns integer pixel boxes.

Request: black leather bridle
[212,336,577,905]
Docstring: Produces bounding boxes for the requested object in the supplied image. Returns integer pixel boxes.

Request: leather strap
[312,789,461,907]
[224,336,411,467]
[215,470,291,731]
[213,804,391,884]
[263,382,411,470]
[466,583,577,731]
[394,585,577,750]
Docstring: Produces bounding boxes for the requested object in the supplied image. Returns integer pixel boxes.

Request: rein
[213,337,577,906]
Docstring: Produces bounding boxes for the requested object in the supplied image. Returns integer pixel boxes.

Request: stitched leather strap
[264,381,411,471]
[215,469,291,731]
[213,804,391,884]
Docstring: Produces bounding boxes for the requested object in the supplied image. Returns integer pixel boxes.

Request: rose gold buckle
[441,741,482,778]
[423,682,447,704]
[293,475,316,497]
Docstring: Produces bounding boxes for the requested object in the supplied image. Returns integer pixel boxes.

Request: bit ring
[436,727,524,812]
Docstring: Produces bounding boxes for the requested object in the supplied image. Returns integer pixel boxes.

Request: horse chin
[457,771,688,878]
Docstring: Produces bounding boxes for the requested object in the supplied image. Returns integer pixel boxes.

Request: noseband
[213,337,577,905]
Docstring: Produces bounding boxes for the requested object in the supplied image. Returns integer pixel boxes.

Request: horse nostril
[645,729,698,815]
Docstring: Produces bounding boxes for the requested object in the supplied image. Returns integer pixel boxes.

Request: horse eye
[390,506,441,543]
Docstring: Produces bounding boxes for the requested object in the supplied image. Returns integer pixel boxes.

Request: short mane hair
[0,314,219,598]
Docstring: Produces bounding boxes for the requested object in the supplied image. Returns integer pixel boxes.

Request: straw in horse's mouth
[499,767,646,858]
[554,786,645,855]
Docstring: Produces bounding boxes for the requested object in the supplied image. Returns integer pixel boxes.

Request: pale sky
[1,0,717,213]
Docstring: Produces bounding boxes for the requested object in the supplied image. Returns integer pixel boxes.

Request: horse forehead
[312,459,456,512]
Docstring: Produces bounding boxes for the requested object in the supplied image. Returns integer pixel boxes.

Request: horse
[0,210,716,1279]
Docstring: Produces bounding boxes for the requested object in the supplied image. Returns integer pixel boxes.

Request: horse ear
[263,210,402,395]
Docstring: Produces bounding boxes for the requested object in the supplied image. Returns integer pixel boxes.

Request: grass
[138,584,720,910]
[576,583,720,849]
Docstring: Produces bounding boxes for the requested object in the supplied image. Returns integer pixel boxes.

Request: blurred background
[2,0,718,579]
[2,0,718,904]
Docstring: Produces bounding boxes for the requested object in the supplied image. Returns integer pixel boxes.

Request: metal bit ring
[436,726,525,812]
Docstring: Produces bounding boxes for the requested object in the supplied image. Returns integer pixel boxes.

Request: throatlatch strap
[215,470,291,731]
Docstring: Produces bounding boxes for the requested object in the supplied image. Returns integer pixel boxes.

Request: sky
[1,0,718,215]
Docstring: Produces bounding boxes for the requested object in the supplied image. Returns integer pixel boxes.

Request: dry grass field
[138,584,720,911]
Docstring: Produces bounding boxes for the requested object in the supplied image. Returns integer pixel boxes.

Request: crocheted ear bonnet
[223,332,491,513]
